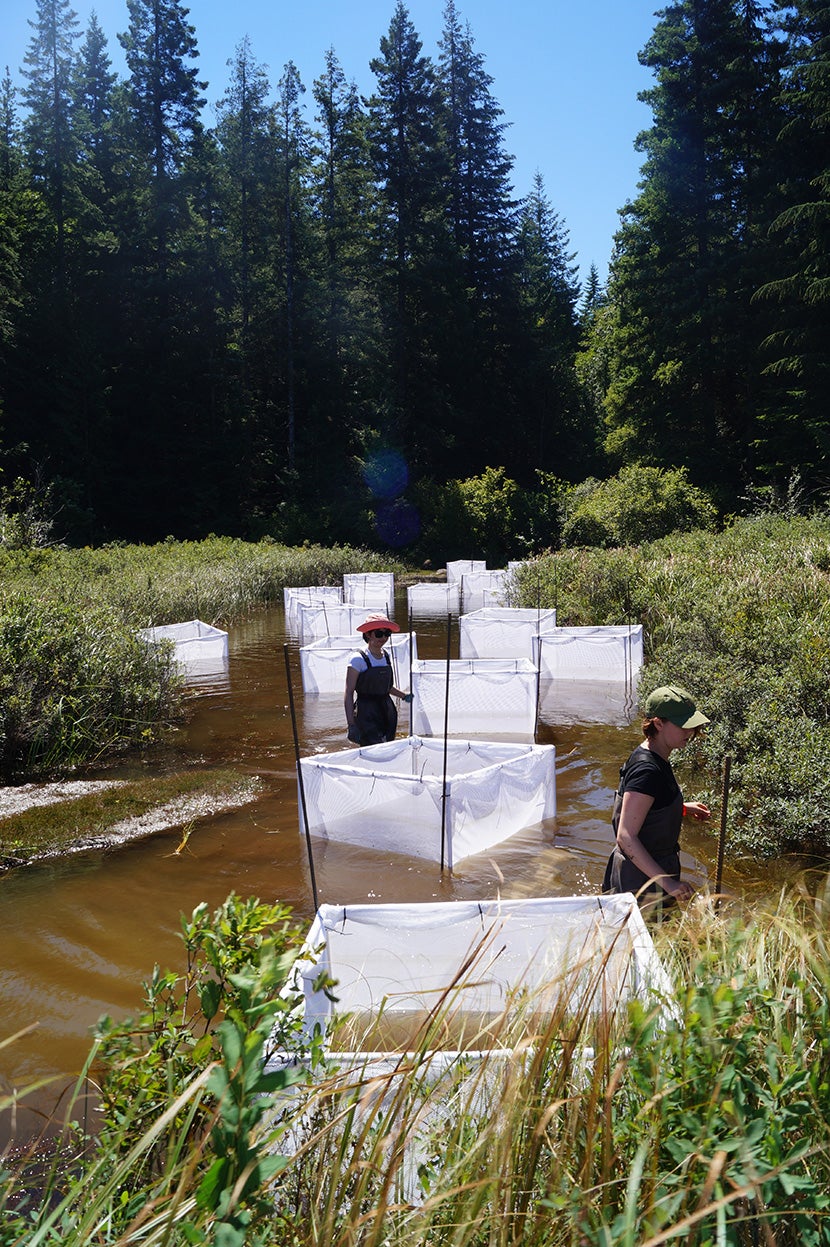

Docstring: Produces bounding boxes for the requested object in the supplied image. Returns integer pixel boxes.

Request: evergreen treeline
[0,0,828,549]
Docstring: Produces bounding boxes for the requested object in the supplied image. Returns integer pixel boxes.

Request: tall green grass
[514,514,830,859]
[3,886,830,1245]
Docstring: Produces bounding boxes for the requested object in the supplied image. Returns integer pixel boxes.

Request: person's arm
[683,801,711,821]
[390,684,412,701]
[344,665,359,728]
[616,790,693,901]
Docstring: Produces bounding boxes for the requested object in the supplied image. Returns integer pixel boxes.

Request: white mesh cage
[406,582,460,616]
[297,602,377,644]
[289,895,673,1039]
[533,625,644,682]
[300,632,416,695]
[460,569,508,612]
[138,619,228,667]
[446,559,486,586]
[298,735,555,867]
[342,572,395,611]
[284,586,343,632]
[459,607,557,660]
[411,657,538,738]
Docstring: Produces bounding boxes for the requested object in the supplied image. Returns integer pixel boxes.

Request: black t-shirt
[618,744,681,809]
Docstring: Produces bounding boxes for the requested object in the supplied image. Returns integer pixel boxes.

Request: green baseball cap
[643,684,710,729]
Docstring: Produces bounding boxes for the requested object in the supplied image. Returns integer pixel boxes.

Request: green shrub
[562,464,718,547]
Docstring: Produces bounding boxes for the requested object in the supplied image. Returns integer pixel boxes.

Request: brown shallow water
[0,599,744,1143]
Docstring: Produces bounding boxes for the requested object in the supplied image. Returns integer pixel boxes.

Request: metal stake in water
[283,642,319,911]
[715,755,731,911]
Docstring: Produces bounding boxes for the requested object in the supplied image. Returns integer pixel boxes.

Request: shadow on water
[0,597,745,1145]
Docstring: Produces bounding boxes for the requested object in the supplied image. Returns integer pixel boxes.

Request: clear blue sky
[2,0,661,286]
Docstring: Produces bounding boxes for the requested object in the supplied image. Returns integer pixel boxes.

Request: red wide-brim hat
[356,613,399,633]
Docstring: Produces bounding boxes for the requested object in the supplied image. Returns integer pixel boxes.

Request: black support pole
[283,643,319,912]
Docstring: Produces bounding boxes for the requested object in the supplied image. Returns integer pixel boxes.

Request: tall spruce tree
[433,0,522,475]
[214,38,272,383]
[367,2,452,466]
[118,0,205,286]
[755,0,830,482]
[601,0,783,497]
[513,171,587,479]
[21,0,81,285]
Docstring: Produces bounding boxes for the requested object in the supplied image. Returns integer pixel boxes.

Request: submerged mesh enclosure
[459,607,557,660]
[284,586,343,632]
[297,602,377,644]
[411,657,538,738]
[139,619,228,666]
[446,559,486,585]
[343,572,395,611]
[461,569,508,611]
[407,582,460,615]
[291,895,672,1036]
[538,679,638,727]
[300,633,416,695]
[298,735,555,867]
[533,625,644,682]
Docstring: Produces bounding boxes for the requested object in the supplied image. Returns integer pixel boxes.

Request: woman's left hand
[684,801,711,821]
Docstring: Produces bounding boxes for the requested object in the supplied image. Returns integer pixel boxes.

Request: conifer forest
[0,0,828,549]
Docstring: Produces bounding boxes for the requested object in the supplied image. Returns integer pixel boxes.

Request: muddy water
[0,601,726,1142]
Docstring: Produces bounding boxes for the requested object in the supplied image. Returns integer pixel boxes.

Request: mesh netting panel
[295,895,670,1029]
[284,586,343,632]
[343,572,395,611]
[446,559,486,585]
[407,582,460,615]
[459,607,557,660]
[411,658,538,738]
[538,678,638,727]
[297,602,373,643]
[139,619,228,666]
[300,633,416,694]
[533,626,644,681]
[461,569,508,612]
[298,735,555,866]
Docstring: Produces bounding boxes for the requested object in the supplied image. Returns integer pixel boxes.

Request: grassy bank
[0,539,407,781]
[514,514,830,862]
[0,769,258,869]
[2,886,829,1245]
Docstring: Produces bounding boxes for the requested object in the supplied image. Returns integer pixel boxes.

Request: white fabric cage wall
[446,559,486,585]
[297,602,376,644]
[300,632,416,695]
[284,586,343,632]
[459,607,557,661]
[411,657,538,739]
[533,625,644,682]
[139,619,229,668]
[461,569,508,612]
[298,735,555,867]
[406,582,461,616]
[288,895,673,1043]
[343,572,395,611]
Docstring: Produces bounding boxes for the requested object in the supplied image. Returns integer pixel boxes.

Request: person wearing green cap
[603,684,712,912]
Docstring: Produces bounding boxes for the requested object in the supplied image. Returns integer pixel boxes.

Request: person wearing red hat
[344,614,412,745]
[603,684,712,914]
